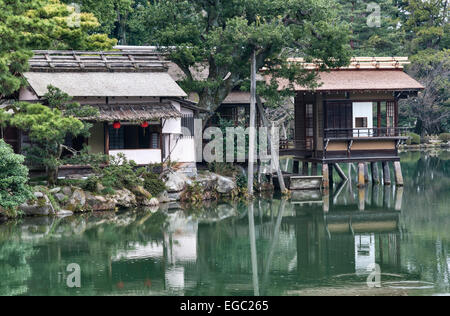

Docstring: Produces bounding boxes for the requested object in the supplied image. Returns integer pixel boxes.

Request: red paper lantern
[140,121,149,128]
[113,121,121,129]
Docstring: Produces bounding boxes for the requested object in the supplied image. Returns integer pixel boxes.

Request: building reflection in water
[287,181,403,284]
[110,181,404,295]
[0,181,406,296]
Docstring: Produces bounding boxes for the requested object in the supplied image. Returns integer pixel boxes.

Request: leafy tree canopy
[337,0,406,56]
[9,86,99,184]
[400,0,449,53]
[60,0,136,44]
[0,0,117,99]
[400,49,450,135]
[130,0,351,117]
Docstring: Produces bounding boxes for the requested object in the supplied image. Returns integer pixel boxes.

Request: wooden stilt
[329,164,334,188]
[383,185,392,208]
[293,160,300,174]
[311,163,318,176]
[322,164,329,189]
[371,162,380,184]
[395,187,404,211]
[348,163,352,185]
[394,161,404,187]
[358,187,366,211]
[323,190,330,213]
[302,162,309,176]
[382,161,391,186]
[364,163,370,183]
[358,162,366,188]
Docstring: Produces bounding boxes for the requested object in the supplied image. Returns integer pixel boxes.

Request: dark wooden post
[329,164,334,188]
[104,123,110,155]
[382,161,391,186]
[371,162,380,184]
[364,163,370,183]
[377,102,382,136]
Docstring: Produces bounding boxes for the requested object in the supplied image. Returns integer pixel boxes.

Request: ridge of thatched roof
[287,57,411,70]
[29,50,168,73]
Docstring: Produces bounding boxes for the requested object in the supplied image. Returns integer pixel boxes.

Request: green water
[0,151,449,296]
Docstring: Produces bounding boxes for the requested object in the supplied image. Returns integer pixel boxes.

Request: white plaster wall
[352,102,373,137]
[109,149,161,165]
[162,101,182,134]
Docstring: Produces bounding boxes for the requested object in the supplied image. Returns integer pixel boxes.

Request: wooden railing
[324,127,410,139]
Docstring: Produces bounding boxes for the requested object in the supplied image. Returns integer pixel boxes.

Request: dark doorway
[324,101,353,138]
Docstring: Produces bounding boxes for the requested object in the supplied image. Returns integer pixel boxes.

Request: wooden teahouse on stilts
[279,57,424,189]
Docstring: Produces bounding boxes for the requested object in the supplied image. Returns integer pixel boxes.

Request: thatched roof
[29,50,168,72]
[277,70,424,92]
[82,103,182,122]
[287,57,411,70]
[24,72,187,97]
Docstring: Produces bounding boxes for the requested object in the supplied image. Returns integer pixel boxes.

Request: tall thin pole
[248,50,257,195]
[248,201,260,296]
[256,96,287,193]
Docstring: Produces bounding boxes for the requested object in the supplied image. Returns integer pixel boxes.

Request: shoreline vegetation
[1,145,449,223]
[0,150,259,221]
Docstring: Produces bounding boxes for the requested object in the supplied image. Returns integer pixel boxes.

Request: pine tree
[337,0,406,56]
[0,0,116,99]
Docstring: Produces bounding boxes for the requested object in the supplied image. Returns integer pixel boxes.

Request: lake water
[0,151,449,296]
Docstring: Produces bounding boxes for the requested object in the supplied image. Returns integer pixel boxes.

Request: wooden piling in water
[364,163,370,183]
[322,164,329,189]
[395,187,404,211]
[329,164,334,188]
[382,161,391,186]
[371,162,380,184]
[358,162,366,188]
[394,161,404,187]
[358,187,366,211]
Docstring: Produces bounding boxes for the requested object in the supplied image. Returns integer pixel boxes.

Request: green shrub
[439,133,450,142]
[143,172,166,196]
[407,132,421,145]
[63,146,109,167]
[83,176,100,192]
[101,187,116,196]
[208,162,238,177]
[95,154,141,189]
[236,173,248,189]
[57,178,85,187]
[0,140,33,215]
